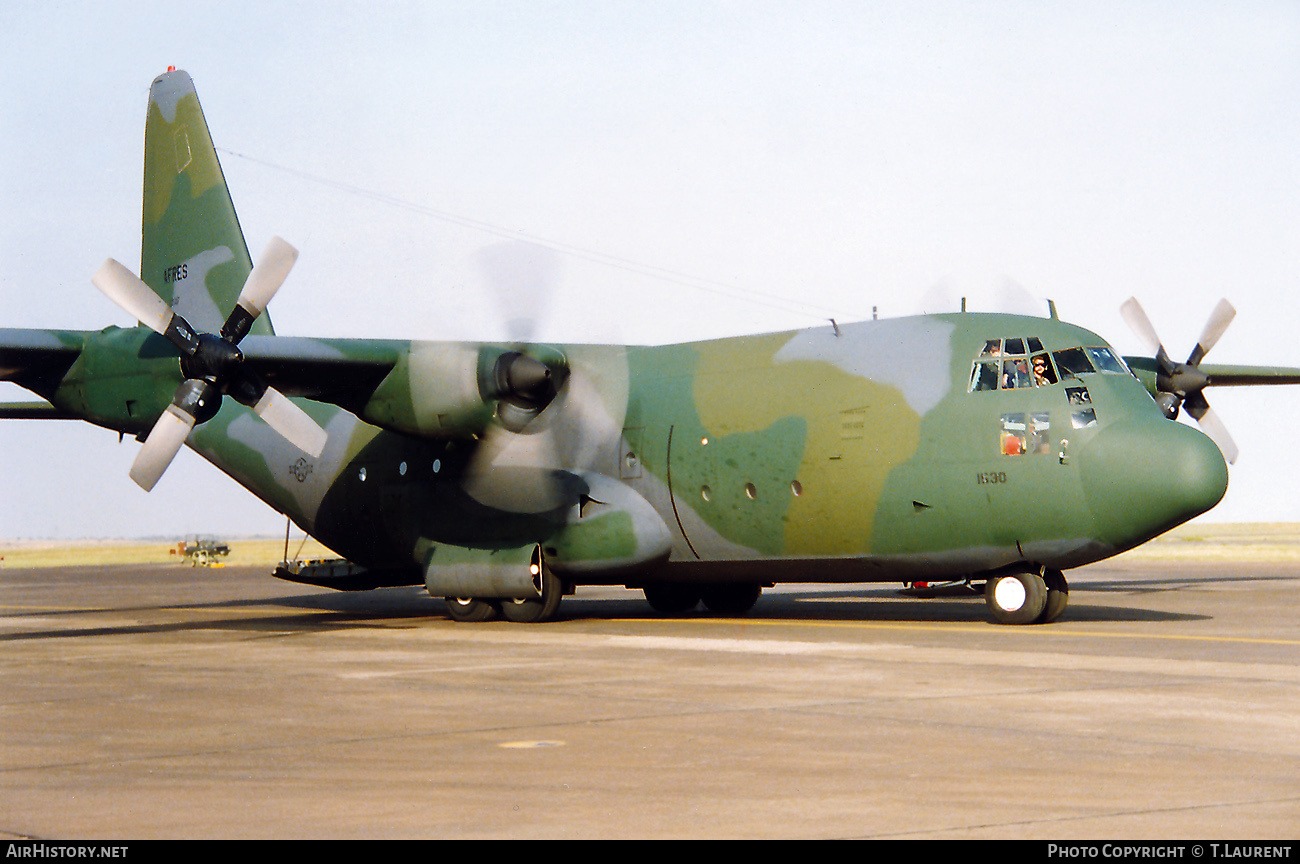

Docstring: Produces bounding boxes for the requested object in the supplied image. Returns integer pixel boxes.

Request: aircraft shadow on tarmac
[153,581,1217,628]
[18,566,1282,643]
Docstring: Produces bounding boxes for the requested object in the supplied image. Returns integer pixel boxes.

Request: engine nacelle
[361,341,499,438]
[421,474,670,598]
[544,472,671,579]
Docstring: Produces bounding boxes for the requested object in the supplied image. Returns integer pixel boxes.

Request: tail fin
[140,69,272,336]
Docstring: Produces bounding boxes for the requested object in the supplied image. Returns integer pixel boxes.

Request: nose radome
[1079,419,1228,551]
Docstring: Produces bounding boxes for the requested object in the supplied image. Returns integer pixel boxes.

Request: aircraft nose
[1079,419,1228,550]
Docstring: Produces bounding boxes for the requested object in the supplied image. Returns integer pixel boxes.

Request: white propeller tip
[91,258,174,335]
[252,389,327,457]
[129,405,195,491]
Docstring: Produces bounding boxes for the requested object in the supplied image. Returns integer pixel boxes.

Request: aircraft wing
[2,329,499,439]
[237,335,406,414]
[1125,356,1300,387]
[0,400,80,419]
[1,329,409,408]
[1196,364,1300,387]
[0,328,85,397]
[1,328,410,420]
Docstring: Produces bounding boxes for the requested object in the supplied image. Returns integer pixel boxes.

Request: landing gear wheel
[500,553,563,623]
[984,569,1047,625]
[1037,568,1069,624]
[699,582,762,616]
[643,584,701,614]
[444,597,499,623]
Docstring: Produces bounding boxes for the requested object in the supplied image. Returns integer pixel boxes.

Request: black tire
[1036,568,1069,624]
[643,583,701,614]
[699,582,762,616]
[500,561,563,623]
[444,597,499,622]
[985,570,1047,625]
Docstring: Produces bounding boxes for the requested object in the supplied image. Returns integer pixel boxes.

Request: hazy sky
[2,1,1298,538]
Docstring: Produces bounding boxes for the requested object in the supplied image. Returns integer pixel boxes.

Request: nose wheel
[985,567,1068,624]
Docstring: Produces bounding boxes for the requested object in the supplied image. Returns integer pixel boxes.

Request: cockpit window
[1031,353,1056,386]
[970,360,999,391]
[1085,346,1129,374]
[969,336,1059,392]
[1071,407,1098,429]
[970,338,1122,392]
[1000,413,1026,455]
[1052,347,1095,377]
[1000,411,1053,456]
[1002,358,1031,389]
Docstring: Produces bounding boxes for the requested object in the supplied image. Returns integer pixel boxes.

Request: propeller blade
[544,361,627,472]
[1119,296,1166,359]
[92,259,172,333]
[463,346,628,514]
[1185,401,1239,465]
[129,403,197,491]
[1186,299,1236,367]
[222,236,299,343]
[477,241,561,345]
[463,417,570,513]
[251,387,327,457]
[92,259,200,355]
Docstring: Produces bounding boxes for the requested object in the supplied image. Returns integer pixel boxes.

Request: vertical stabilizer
[140,69,271,336]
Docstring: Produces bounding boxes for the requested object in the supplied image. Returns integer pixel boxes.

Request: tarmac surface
[1,556,1298,839]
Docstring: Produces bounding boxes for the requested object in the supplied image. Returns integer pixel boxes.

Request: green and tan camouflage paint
[1,69,1236,594]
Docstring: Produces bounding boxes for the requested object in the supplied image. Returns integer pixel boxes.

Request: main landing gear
[984,566,1068,625]
[642,582,763,616]
[442,549,566,624]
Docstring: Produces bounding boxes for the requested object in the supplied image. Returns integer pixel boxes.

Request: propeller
[463,346,628,514]
[477,240,561,345]
[1119,296,1239,463]
[92,237,327,490]
[461,243,628,514]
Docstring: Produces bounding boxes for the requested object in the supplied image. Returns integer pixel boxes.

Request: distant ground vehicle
[172,536,230,567]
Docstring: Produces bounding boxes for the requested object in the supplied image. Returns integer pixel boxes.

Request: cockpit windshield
[970,336,1130,454]
[969,337,1129,393]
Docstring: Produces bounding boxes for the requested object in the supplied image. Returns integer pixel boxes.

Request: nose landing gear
[984,566,1068,625]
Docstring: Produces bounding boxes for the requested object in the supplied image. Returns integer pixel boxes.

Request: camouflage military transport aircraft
[5,70,1300,625]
